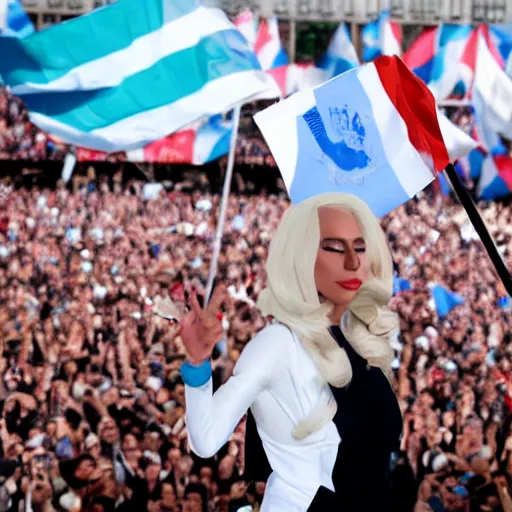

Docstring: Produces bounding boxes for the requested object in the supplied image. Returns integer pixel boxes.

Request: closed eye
[322,246,366,253]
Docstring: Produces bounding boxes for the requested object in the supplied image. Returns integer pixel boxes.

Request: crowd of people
[2,82,512,512]
[0,89,67,162]
[0,168,510,512]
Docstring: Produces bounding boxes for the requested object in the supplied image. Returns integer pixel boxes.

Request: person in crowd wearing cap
[180,193,402,511]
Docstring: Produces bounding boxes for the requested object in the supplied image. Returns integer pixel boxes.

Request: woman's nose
[344,248,360,271]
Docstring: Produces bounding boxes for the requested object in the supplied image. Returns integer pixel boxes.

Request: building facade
[22,0,512,26]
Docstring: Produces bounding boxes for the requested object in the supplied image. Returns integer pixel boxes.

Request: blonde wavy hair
[257,192,398,440]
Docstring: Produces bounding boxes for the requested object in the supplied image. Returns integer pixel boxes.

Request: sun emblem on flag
[302,105,376,185]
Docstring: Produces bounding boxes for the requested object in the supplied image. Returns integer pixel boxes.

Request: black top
[322,325,403,511]
[244,326,403,512]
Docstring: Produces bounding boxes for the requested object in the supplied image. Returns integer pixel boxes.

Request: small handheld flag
[432,285,464,318]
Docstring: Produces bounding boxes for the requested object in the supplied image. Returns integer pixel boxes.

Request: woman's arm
[183,324,287,458]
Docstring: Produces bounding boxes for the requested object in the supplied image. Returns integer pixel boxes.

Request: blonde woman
[180,192,402,511]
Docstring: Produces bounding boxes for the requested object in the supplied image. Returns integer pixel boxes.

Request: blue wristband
[180,360,212,387]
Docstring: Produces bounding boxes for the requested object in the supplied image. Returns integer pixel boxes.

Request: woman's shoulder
[249,322,296,351]
[235,323,296,372]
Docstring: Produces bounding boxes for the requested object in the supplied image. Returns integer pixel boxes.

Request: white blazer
[185,324,341,512]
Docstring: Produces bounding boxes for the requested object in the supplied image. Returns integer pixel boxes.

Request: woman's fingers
[206,284,227,316]
[189,292,204,320]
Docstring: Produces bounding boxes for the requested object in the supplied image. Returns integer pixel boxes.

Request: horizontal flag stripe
[0,0,202,86]
[22,29,260,133]
[374,56,449,173]
[9,7,234,94]
[357,63,434,201]
[29,70,272,151]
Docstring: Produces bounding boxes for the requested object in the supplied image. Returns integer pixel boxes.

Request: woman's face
[314,206,370,315]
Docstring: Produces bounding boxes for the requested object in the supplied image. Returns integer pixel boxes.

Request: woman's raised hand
[180,285,226,365]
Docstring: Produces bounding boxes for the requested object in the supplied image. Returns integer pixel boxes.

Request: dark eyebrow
[322,237,365,244]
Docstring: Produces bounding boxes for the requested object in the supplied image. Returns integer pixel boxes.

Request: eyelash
[323,247,366,254]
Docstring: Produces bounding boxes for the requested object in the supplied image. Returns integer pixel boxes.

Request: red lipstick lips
[336,279,362,291]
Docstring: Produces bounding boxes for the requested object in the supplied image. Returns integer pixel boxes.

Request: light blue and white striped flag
[0,0,278,152]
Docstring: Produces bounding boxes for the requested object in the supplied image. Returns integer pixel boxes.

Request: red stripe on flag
[390,21,403,48]
[460,25,505,100]
[480,24,505,68]
[403,27,436,70]
[460,27,479,77]
[143,129,195,164]
[494,154,512,190]
[267,66,288,97]
[254,19,271,54]
[76,148,108,162]
[374,55,450,173]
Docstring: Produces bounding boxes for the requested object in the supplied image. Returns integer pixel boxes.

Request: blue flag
[393,274,411,295]
[498,296,511,309]
[0,0,34,38]
[432,285,464,317]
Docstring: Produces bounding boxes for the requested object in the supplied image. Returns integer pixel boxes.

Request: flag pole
[204,104,242,306]
[443,163,512,296]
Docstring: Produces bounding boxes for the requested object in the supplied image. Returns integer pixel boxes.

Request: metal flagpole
[204,104,243,306]
[443,163,512,296]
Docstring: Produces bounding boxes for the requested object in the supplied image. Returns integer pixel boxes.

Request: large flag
[362,10,402,62]
[0,0,34,38]
[0,0,276,152]
[255,56,455,217]
[318,23,360,81]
